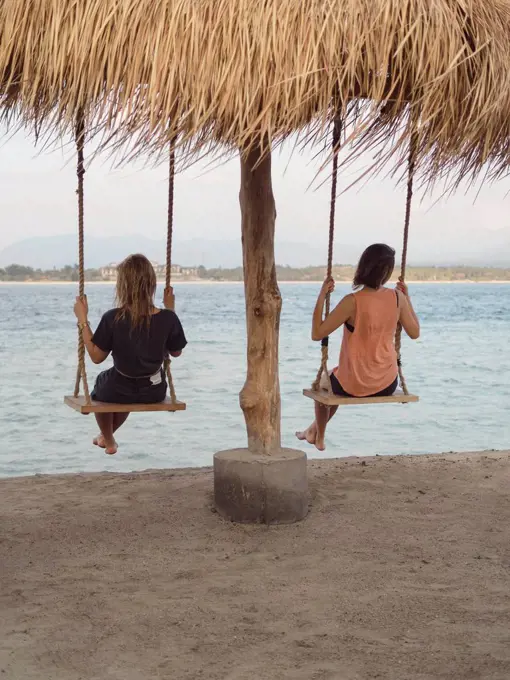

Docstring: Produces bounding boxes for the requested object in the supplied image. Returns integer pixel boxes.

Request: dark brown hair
[115,254,157,328]
[353,244,395,290]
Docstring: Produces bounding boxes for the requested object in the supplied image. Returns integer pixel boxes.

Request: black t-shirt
[92,308,187,377]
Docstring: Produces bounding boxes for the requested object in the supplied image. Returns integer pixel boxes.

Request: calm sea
[0,282,509,477]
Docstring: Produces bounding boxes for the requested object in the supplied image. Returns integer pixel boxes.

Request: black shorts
[329,372,398,398]
[91,367,167,404]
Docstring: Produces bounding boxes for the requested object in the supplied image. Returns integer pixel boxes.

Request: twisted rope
[165,145,175,291]
[164,144,177,405]
[394,127,418,396]
[312,117,342,394]
[73,112,90,403]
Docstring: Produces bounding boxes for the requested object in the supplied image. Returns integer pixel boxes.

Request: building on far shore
[100,262,199,281]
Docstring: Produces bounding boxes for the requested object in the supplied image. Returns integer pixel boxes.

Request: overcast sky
[1,124,509,262]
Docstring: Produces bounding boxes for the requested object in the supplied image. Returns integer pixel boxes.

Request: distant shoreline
[2,279,510,286]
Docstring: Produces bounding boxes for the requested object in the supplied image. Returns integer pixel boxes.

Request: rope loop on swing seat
[308,108,419,407]
[394,122,419,397]
[65,130,185,414]
[164,141,178,406]
[73,111,91,405]
[311,116,342,395]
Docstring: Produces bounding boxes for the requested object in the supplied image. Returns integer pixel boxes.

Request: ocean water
[0,282,509,477]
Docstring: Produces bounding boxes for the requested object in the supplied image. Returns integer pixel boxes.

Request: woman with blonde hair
[73,254,187,455]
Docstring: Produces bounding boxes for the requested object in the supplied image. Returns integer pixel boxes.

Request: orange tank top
[334,288,399,397]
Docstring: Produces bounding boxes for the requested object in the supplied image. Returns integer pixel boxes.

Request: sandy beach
[1,451,510,679]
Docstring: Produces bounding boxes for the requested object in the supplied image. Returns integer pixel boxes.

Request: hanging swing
[64,117,186,414]
[303,116,419,407]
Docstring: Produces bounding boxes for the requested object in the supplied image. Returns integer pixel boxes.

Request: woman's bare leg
[93,413,130,453]
[296,405,338,451]
[94,413,118,455]
[113,412,130,432]
[313,403,330,451]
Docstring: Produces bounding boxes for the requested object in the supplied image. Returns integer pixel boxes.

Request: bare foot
[295,427,317,446]
[104,438,118,455]
[314,437,326,452]
[93,434,106,449]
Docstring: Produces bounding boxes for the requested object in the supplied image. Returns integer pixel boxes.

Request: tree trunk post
[213,145,308,524]
[238,146,281,455]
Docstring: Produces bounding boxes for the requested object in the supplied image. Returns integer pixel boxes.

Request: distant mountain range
[0,234,358,269]
[1,231,510,268]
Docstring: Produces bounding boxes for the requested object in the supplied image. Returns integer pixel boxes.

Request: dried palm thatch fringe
[1,0,510,184]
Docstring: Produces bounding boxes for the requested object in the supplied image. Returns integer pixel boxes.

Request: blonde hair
[115,254,157,329]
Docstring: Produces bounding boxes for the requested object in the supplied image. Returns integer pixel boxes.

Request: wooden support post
[238,146,282,455]
[212,144,307,525]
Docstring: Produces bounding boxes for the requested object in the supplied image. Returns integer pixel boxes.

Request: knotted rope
[73,112,91,403]
[164,144,178,405]
[312,117,342,393]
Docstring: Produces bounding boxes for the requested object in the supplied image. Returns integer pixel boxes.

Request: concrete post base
[213,448,308,524]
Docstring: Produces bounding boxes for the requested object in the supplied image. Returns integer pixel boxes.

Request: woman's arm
[311,278,355,341]
[78,322,109,364]
[161,287,183,357]
[163,286,175,311]
[396,282,420,340]
[74,297,110,364]
[164,293,188,359]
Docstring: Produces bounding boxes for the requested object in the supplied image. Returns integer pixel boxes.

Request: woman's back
[93,308,186,378]
[336,287,398,397]
[304,242,419,450]
[74,252,187,455]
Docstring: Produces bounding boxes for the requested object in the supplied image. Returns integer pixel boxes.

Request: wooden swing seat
[64,396,186,414]
[303,389,419,406]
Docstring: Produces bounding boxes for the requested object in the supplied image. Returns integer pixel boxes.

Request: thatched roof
[1,0,510,182]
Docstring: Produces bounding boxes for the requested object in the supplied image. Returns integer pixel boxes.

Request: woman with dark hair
[297,243,420,451]
[73,254,187,455]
